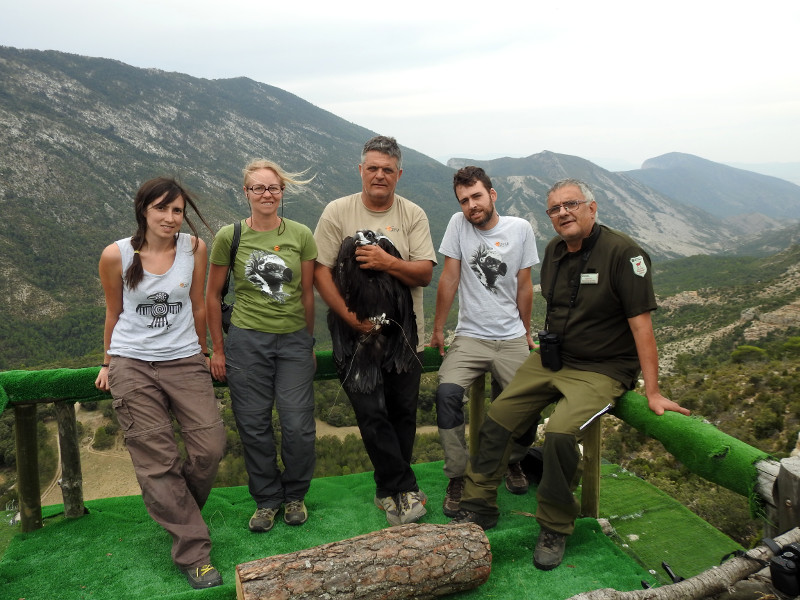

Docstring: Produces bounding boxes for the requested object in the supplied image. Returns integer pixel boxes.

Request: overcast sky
[2,0,798,171]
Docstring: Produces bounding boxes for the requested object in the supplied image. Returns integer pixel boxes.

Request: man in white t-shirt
[430,166,540,517]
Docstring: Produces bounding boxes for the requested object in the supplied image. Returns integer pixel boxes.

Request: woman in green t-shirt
[206,159,317,534]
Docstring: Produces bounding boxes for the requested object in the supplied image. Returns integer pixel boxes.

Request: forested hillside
[605,245,800,546]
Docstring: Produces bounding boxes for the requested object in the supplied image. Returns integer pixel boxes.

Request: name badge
[580,273,599,285]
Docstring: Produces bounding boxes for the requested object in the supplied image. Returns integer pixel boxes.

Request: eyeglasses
[247,184,283,196]
[545,200,590,217]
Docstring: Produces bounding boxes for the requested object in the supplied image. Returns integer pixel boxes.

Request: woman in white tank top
[94,177,226,590]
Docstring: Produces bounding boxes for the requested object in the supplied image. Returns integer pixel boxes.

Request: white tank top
[108,233,201,361]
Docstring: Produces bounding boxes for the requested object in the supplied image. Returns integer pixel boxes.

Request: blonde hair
[242,159,315,194]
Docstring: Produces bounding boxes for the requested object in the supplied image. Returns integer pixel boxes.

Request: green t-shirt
[210,218,317,334]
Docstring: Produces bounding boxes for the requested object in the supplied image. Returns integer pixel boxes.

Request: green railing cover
[0,350,770,515]
[0,348,445,413]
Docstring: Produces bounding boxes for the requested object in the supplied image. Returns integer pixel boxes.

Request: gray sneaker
[284,499,308,526]
[374,495,401,526]
[182,564,222,589]
[249,507,279,532]
[396,490,427,524]
[442,477,464,518]
[533,528,567,570]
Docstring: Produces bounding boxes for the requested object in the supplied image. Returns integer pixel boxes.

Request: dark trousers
[342,352,423,498]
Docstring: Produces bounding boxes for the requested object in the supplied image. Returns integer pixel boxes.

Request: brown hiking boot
[442,477,464,518]
[504,461,529,495]
[448,508,498,530]
[533,528,567,570]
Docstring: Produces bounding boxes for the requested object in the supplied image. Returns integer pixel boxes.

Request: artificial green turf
[597,464,743,585]
[0,461,740,600]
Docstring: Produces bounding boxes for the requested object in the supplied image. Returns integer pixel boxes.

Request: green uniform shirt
[210,218,317,334]
[540,224,657,388]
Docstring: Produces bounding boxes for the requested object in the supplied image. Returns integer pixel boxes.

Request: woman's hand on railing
[95,367,110,392]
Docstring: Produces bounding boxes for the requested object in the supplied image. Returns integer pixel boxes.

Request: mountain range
[2,45,800,368]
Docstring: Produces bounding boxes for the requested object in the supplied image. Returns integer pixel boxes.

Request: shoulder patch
[630,255,647,277]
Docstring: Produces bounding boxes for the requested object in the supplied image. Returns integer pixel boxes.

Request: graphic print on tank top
[136,292,183,329]
[244,249,293,303]
[469,243,508,293]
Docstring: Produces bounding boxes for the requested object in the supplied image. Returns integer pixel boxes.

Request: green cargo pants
[459,351,625,534]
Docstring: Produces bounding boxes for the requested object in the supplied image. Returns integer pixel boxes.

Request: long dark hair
[125,177,212,290]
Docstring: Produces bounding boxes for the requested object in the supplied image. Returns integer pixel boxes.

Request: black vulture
[328,230,418,393]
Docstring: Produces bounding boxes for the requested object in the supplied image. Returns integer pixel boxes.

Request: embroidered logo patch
[630,256,647,277]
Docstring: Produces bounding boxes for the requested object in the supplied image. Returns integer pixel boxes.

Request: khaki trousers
[435,335,532,479]
[108,354,225,568]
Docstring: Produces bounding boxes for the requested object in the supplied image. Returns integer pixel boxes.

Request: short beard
[471,205,495,227]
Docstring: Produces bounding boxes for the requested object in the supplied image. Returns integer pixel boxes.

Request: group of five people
[95,135,689,589]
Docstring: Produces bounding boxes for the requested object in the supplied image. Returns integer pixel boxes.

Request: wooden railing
[2,349,798,539]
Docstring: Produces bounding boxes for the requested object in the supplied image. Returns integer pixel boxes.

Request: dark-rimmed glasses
[545,200,590,217]
[247,184,283,196]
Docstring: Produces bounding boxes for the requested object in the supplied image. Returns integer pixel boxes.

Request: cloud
[2,0,799,166]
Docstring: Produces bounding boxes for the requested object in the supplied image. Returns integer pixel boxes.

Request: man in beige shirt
[314,135,436,526]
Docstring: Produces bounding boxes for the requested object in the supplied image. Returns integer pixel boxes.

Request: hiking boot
[396,490,427,524]
[182,564,222,589]
[448,508,497,530]
[249,507,279,532]
[442,477,464,518]
[505,461,529,495]
[284,499,308,526]
[374,494,402,526]
[533,528,567,570]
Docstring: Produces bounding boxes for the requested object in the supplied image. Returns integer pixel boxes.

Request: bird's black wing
[329,235,382,393]
[375,238,418,374]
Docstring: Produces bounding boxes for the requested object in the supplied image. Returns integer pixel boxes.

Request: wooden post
[757,458,781,539]
[14,403,42,532]
[468,375,486,457]
[580,418,602,518]
[775,455,800,535]
[54,401,85,518]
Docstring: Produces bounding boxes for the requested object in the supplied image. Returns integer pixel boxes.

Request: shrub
[731,345,768,363]
[92,426,115,450]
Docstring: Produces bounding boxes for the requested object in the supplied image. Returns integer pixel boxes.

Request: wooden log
[565,527,800,600]
[54,401,85,518]
[14,403,42,532]
[235,522,491,600]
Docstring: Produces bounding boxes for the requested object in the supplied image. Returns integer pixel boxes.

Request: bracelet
[203,352,211,357]
[100,363,109,368]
